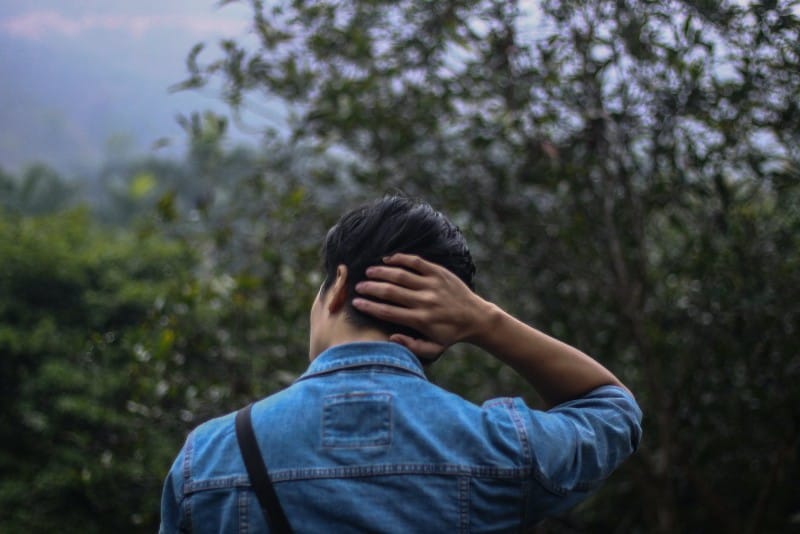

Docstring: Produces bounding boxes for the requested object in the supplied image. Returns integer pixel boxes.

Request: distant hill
[0,2,265,174]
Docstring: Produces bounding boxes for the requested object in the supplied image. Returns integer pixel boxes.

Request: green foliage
[0,207,314,531]
[0,210,192,531]
[0,164,77,215]
[0,157,328,530]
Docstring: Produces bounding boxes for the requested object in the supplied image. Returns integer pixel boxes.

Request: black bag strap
[235,403,293,533]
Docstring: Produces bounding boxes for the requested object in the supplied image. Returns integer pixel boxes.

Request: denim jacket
[160,342,642,533]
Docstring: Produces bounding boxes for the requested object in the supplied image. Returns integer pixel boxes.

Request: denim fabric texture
[160,342,642,533]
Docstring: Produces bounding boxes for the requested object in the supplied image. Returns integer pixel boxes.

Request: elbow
[619,390,643,453]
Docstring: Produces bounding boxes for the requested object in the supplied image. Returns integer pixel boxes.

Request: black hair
[320,195,476,338]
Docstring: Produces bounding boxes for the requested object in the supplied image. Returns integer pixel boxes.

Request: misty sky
[0,0,255,172]
[0,1,545,173]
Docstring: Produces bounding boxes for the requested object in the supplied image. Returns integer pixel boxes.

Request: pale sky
[0,1,546,172]
[0,10,248,40]
[0,1,255,171]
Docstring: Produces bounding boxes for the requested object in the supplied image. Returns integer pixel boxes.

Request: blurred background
[1,0,798,532]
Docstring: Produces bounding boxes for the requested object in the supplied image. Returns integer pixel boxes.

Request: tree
[0,164,77,215]
[178,0,800,531]
[0,209,210,531]
[0,173,330,531]
[0,205,313,532]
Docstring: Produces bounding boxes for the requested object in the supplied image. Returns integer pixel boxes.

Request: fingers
[352,297,418,325]
[354,256,438,329]
[364,264,427,289]
[355,279,422,308]
[381,253,440,276]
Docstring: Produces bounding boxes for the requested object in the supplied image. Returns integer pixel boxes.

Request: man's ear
[327,264,349,313]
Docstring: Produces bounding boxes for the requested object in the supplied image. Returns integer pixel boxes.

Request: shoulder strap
[235,403,293,533]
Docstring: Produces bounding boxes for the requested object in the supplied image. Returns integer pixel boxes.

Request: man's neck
[311,321,389,361]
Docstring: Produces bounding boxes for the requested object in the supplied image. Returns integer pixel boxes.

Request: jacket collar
[296,342,428,382]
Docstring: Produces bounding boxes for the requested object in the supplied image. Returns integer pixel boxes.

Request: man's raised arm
[352,253,632,407]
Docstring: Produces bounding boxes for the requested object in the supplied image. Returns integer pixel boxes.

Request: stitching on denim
[533,411,608,495]
[297,361,427,382]
[458,476,470,534]
[185,476,252,494]
[183,464,529,495]
[525,415,604,496]
[182,431,194,484]
[505,399,531,467]
[321,392,393,449]
[530,468,567,496]
[520,478,530,526]
[483,398,503,408]
[504,399,578,497]
[182,431,195,529]
[182,495,192,531]
[310,355,416,371]
[239,487,248,534]
[269,463,527,481]
[296,343,428,380]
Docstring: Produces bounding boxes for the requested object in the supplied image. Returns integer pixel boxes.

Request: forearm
[352,253,629,406]
[469,301,628,407]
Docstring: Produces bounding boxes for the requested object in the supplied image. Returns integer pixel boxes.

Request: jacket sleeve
[521,385,642,515]
[159,437,190,534]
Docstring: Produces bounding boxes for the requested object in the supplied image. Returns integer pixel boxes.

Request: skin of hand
[352,253,630,407]
[352,253,491,362]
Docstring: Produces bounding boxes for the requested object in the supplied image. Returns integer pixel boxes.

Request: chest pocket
[322,392,392,449]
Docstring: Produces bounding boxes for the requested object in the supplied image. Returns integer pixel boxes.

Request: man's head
[309,196,475,358]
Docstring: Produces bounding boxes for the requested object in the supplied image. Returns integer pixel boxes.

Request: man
[160,196,642,533]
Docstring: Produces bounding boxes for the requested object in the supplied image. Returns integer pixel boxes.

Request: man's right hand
[352,253,494,353]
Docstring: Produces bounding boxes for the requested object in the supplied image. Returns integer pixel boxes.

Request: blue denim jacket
[160,342,642,533]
